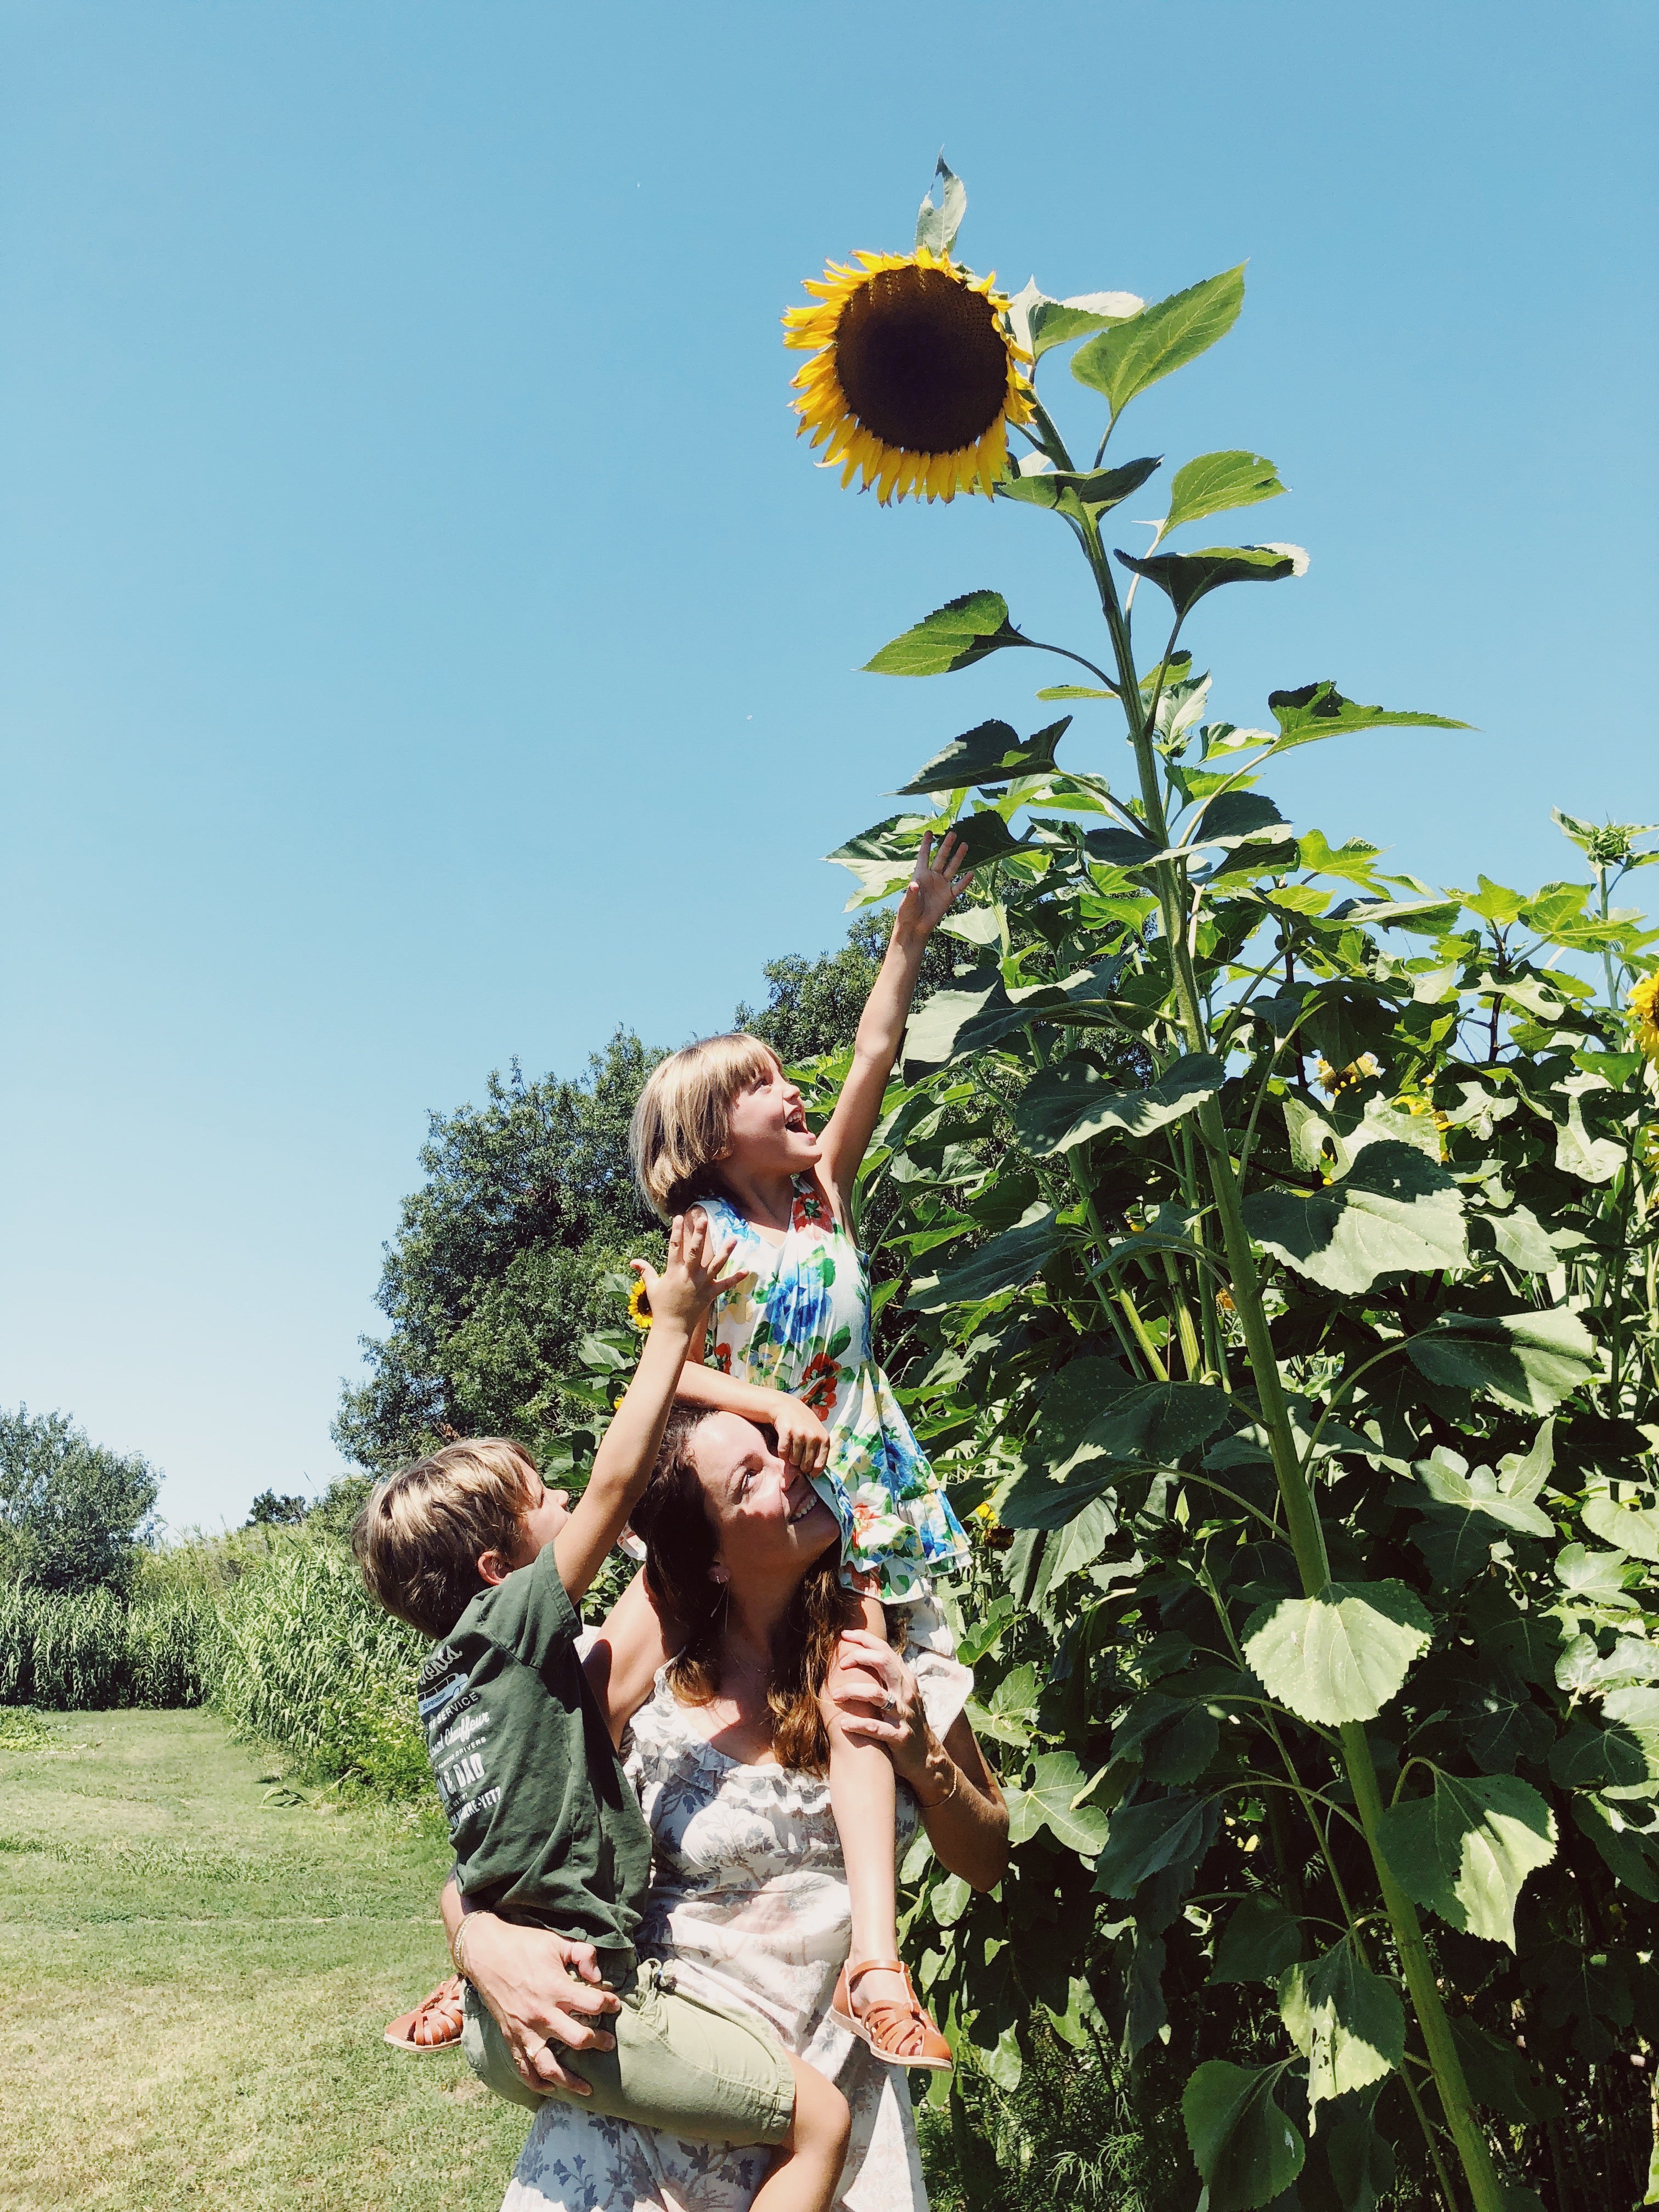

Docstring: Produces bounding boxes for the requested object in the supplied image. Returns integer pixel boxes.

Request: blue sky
[3,2,1654,1533]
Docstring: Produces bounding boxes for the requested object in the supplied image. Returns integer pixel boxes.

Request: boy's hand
[629,1212,747,1336]
[771,1392,830,1474]
[895,828,971,945]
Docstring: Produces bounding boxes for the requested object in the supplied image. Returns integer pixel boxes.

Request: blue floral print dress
[696,1175,968,1602]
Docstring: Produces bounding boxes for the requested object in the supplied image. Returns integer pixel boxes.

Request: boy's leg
[749,2051,850,2212]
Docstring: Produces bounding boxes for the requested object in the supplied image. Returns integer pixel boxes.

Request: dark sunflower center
[834,264,1009,455]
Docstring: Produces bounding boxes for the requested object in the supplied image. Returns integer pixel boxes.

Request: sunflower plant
[786,162,1659,2210]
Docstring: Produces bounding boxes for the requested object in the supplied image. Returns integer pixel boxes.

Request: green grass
[3,1707,531,2210]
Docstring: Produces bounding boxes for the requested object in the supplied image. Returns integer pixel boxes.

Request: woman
[447,1407,1007,2211]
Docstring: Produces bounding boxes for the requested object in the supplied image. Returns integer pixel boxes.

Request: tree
[246,1490,309,1528]
[336,923,954,1475]
[0,1406,157,1595]
[334,1030,662,1472]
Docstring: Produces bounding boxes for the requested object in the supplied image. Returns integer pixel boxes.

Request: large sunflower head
[783,246,1034,504]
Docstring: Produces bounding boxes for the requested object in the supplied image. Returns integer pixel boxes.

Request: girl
[625,831,972,2070]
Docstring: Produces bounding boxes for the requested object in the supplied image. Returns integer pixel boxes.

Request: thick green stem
[1071,516,1503,2212]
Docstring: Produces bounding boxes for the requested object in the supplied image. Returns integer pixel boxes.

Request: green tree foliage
[247,1489,309,1528]
[332,1031,663,1471]
[335,926,953,1475]
[0,1406,157,1595]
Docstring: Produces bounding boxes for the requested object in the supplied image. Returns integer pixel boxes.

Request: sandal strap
[857,2001,932,2058]
[846,1958,910,1984]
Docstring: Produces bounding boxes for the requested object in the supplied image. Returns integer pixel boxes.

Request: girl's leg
[827,1703,905,2016]
[751,2052,850,2212]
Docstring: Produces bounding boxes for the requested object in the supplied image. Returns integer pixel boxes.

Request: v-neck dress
[696,1176,968,1604]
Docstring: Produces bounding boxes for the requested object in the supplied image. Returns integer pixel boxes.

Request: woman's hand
[769,1392,830,1474]
[825,1626,932,1791]
[456,1911,622,2097]
[894,828,970,946]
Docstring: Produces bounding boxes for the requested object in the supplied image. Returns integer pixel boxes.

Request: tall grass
[0,1527,430,1796]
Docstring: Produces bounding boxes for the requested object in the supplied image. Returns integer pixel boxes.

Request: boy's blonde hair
[629,1032,778,1221]
[351,1438,541,1640]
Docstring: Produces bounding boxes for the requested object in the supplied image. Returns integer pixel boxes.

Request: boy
[353,1214,849,2212]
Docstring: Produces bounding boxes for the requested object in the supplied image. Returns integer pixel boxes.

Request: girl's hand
[895,829,971,945]
[770,1393,830,1474]
[630,1214,747,1334]
[825,1627,933,1790]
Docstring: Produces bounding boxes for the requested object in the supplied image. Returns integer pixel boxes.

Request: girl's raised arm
[817,829,969,1217]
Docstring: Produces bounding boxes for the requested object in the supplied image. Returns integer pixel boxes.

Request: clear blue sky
[3,2,1654,1533]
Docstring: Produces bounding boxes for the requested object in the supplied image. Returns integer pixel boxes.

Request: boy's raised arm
[551,1214,744,1604]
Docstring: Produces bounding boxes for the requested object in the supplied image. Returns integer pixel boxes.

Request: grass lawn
[2,1706,531,2210]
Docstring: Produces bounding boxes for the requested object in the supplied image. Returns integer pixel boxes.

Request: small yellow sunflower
[783,246,1034,504]
[627,1279,652,1334]
[1630,973,1659,1061]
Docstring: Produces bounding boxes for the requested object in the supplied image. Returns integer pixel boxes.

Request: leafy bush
[212,1536,430,1797]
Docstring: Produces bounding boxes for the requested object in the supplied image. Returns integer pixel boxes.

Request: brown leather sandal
[384,1974,465,2052]
[830,1957,952,2071]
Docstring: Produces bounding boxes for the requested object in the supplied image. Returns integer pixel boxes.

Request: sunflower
[783,246,1034,504]
[627,1278,652,1334]
[1631,974,1659,1062]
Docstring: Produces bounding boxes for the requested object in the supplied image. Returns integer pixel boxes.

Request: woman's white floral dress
[697,1176,968,1603]
[501,1617,972,2212]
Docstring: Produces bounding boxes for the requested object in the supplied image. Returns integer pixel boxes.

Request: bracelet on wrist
[915,1760,961,1814]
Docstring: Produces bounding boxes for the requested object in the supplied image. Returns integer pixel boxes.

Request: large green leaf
[1071,266,1246,424]
[1159,449,1286,538]
[1061,1379,1233,1479]
[1094,1792,1216,1898]
[1406,1308,1599,1413]
[865,591,1020,676]
[1265,680,1471,752]
[895,716,1069,795]
[1278,1939,1404,2118]
[1412,1446,1555,1538]
[906,1204,1063,1311]
[1211,1893,1304,1984]
[998,454,1162,516]
[1012,281,1144,358]
[1378,1770,1556,1947]
[1115,544,1301,621]
[1571,1795,1659,1900]
[1013,1053,1223,1155]
[1242,1142,1468,1295]
[1584,1484,1659,1562]
[914,153,966,256]
[1181,2058,1305,2212]
[1327,2108,1397,2212]
[1005,1750,1112,1855]
[1243,1582,1432,1725]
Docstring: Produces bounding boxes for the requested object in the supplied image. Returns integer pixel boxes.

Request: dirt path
[2,1707,528,2210]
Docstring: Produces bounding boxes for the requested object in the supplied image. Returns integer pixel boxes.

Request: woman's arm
[439,1881,622,2095]
[632,1245,830,1472]
[817,832,969,1218]
[826,1627,1009,1891]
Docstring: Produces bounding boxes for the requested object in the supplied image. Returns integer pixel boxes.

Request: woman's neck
[718,1576,801,1697]
[717,1160,798,1237]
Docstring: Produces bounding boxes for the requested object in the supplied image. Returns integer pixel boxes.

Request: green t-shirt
[416,1542,652,1950]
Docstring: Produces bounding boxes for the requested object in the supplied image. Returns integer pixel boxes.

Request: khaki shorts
[461,1952,794,2148]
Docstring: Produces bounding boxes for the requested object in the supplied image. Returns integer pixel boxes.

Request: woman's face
[687,1412,839,1588]
[720,1056,820,1181]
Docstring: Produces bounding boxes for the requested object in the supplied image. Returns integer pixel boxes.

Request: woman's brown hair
[629,1406,856,1775]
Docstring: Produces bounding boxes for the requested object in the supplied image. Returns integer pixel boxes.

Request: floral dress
[501,1621,973,2212]
[696,1177,968,1603]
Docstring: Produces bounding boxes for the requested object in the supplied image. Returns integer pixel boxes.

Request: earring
[710,1566,730,1585]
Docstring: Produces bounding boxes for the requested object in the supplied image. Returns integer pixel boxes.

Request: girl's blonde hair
[630,1033,778,1221]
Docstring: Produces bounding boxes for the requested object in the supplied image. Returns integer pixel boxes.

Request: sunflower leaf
[895,718,1070,795]
[1265,680,1471,755]
[1243,1581,1433,1726]
[1181,2059,1305,2211]
[1159,450,1287,540]
[1115,545,1301,620]
[1015,286,1145,359]
[865,591,1022,677]
[998,455,1163,517]
[915,154,966,257]
[1071,265,1246,423]
[1376,1771,1556,1948]
[1013,1053,1223,1156]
